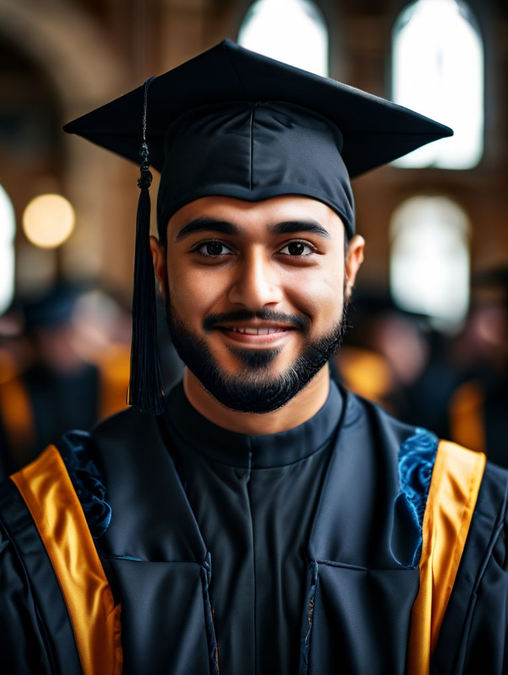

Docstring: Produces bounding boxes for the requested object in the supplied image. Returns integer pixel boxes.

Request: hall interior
[0,0,507,460]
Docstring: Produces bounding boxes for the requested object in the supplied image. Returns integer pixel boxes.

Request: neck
[183,365,330,435]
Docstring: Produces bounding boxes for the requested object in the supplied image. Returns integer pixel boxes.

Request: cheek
[283,264,344,324]
[167,258,228,321]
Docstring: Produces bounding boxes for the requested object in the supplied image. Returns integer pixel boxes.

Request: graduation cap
[64,39,452,415]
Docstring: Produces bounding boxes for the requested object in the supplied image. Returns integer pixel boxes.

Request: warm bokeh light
[238,0,329,77]
[23,194,76,249]
[0,184,16,315]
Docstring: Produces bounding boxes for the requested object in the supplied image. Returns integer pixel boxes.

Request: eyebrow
[174,216,331,241]
[175,217,240,241]
[269,220,331,239]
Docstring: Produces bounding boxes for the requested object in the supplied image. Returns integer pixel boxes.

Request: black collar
[164,379,343,469]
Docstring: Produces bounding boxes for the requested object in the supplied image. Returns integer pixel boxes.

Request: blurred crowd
[333,266,508,468]
[1,267,507,479]
[0,284,183,480]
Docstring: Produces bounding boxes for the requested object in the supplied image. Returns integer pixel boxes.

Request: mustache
[202,308,310,332]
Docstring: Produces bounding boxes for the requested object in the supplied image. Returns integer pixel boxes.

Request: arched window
[0,185,16,315]
[390,196,470,328]
[238,0,329,77]
[392,0,484,169]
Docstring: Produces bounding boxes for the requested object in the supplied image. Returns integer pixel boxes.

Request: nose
[227,249,283,310]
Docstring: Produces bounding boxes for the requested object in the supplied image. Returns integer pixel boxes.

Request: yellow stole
[11,445,122,675]
[407,440,486,674]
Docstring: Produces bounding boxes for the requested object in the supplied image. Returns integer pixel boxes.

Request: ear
[149,235,167,298]
[344,234,365,301]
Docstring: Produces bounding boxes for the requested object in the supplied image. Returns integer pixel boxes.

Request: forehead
[166,195,345,238]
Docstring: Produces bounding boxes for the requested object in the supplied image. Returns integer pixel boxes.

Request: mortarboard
[64,39,453,415]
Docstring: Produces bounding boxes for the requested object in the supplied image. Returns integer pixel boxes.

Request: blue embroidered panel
[58,430,112,539]
[396,427,439,567]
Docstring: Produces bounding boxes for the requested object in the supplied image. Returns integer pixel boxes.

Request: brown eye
[194,241,233,257]
[206,242,224,256]
[288,242,304,255]
[278,241,314,256]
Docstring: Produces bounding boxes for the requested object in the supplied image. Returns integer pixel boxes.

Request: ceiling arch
[0,0,129,111]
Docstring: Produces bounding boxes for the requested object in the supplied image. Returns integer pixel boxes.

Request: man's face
[157,195,359,413]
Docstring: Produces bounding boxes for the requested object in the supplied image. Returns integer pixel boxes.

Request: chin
[167,298,347,414]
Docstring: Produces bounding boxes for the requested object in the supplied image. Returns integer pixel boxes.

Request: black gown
[0,382,508,674]
[163,382,343,675]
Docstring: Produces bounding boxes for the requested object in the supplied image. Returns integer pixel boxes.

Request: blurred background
[0,0,508,475]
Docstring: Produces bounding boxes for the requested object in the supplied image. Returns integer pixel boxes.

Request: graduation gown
[0,384,507,674]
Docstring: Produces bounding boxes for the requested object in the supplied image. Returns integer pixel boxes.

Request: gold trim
[11,445,122,674]
[407,440,486,674]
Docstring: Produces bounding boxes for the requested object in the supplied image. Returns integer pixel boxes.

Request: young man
[1,41,507,675]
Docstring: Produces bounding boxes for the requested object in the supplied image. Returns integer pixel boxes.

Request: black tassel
[128,78,165,414]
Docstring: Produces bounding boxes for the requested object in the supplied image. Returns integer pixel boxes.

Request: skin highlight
[151,195,364,435]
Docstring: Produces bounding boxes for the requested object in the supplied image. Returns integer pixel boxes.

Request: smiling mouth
[214,324,295,346]
[221,326,289,335]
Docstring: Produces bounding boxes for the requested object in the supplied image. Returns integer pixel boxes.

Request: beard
[166,297,348,414]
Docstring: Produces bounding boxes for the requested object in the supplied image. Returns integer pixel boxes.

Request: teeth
[226,326,286,334]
